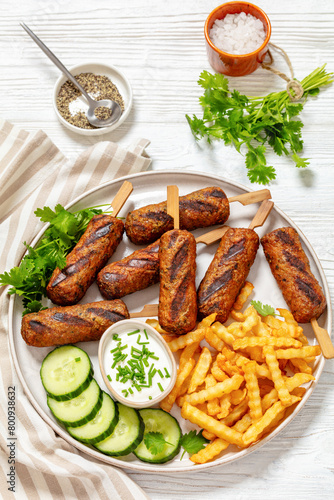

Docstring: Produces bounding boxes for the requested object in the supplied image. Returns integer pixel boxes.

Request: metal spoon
[20,23,122,128]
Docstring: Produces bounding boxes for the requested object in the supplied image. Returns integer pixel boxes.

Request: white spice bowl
[53,62,133,135]
[98,319,177,409]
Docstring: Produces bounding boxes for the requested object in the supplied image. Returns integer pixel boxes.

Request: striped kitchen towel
[0,118,151,500]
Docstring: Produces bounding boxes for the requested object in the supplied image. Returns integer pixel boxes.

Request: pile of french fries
[147,282,321,464]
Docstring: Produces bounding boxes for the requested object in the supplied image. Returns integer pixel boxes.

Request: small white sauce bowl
[53,62,133,136]
[98,319,177,409]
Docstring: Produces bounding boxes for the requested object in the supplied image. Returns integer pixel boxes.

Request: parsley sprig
[186,65,333,184]
[0,204,108,315]
[144,429,209,459]
[251,300,277,317]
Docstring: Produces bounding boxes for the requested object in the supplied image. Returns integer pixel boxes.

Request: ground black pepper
[56,72,124,129]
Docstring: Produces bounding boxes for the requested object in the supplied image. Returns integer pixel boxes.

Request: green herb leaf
[251,300,276,317]
[180,430,209,459]
[144,432,173,455]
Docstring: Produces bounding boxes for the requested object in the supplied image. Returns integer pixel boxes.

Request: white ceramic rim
[8,170,332,473]
[53,61,133,136]
[98,319,177,409]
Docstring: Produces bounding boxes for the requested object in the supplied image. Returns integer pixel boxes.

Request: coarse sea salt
[209,12,266,55]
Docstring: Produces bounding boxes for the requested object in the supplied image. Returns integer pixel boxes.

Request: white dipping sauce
[102,324,173,404]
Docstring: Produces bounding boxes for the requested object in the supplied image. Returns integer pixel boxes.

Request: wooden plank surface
[0,0,333,498]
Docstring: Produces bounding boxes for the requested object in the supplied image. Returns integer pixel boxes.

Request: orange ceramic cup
[204,2,271,76]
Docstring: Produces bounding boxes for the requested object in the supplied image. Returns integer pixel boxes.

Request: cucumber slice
[67,392,119,444]
[95,403,144,457]
[47,378,102,428]
[41,345,93,401]
[134,408,182,464]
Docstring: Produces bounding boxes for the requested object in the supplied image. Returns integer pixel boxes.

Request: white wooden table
[1,0,333,498]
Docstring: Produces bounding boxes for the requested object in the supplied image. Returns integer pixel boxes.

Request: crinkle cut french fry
[230,388,247,406]
[291,387,307,398]
[227,308,259,337]
[181,402,243,446]
[167,328,206,352]
[185,374,244,406]
[190,438,230,464]
[242,396,301,446]
[145,318,168,334]
[198,313,218,328]
[230,310,245,322]
[244,361,262,422]
[202,430,217,441]
[289,358,313,375]
[205,374,221,416]
[211,322,235,346]
[219,397,249,427]
[205,329,225,351]
[179,341,201,369]
[217,394,232,419]
[263,345,292,406]
[211,361,229,382]
[275,345,321,359]
[188,347,212,394]
[233,336,302,350]
[233,281,254,310]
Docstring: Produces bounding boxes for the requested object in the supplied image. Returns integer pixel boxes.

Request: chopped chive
[122,390,128,397]
[143,358,149,367]
[158,369,164,378]
[144,329,149,340]
[149,355,159,360]
[107,374,112,382]
[127,329,140,336]
[131,347,142,355]
[113,334,121,340]
[164,367,171,378]
[157,382,164,392]
[128,387,134,395]
[74,357,81,362]
[149,396,152,400]
[110,346,120,353]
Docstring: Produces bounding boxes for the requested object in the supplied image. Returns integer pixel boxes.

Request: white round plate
[8,170,331,473]
[53,62,132,135]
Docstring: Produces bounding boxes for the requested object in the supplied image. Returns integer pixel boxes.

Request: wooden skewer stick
[130,303,159,318]
[167,185,179,229]
[195,226,230,245]
[310,318,334,359]
[228,189,271,205]
[110,181,133,216]
[248,199,274,230]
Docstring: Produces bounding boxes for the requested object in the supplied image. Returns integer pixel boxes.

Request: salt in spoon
[20,22,122,128]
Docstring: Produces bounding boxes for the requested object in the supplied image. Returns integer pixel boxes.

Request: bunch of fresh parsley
[186,65,333,184]
[0,204,107,315]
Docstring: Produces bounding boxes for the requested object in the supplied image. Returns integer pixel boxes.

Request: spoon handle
[20,23,94,104]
